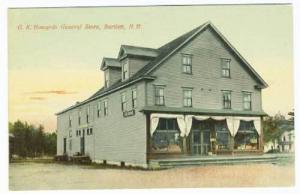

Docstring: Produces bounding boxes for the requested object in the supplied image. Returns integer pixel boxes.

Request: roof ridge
[121,44,158,51]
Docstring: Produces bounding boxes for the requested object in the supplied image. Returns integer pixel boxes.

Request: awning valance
[185,115,261,136]
[150,113,186,137]
[150,114,261,137]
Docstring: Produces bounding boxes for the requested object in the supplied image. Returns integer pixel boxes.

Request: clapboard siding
[129,58,151,77]
[147,27,262,111]
[107,68,121,87]
[56,116,66,155]
[93,81,146,166]
[57,81,147,166]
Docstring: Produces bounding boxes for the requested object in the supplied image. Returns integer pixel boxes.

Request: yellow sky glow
[8,5,293,132]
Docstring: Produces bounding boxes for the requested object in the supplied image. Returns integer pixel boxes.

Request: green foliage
[9,120,57,157]
[263,112,294,143]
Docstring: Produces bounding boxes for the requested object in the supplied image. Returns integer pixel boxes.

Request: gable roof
[135,21,268,87]
[100,57,121,70]
[118,45,159,59]
[56,21,268,115]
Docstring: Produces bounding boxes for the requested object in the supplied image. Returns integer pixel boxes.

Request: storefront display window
[234,120,258,150]
[215,121,230,150]
[151,118,182,153]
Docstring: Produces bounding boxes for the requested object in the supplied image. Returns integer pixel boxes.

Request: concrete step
[149,154,293,169]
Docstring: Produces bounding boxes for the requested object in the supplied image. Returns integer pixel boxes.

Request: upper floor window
[154,86,165,106]
[132,88,137,109]
[243,92,252,110]
[104,71,109,88]
[121,92,127,112]
[97,102,101,118]
[183,88,192,107]
[87,128,93,135]
[222,90,231,109]
[182,54,192,74]
[68,115,72,127]
[221,58,231,78]
[78,111,81,125]
[86,107,90,123]
[122,60,129,81]
[104,100,108,116]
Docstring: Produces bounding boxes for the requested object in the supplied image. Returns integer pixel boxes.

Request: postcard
[7,3,294,191]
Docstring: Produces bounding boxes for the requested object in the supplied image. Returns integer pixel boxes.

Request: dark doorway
[80,130,85,155]
[63,138,67,154]
[190,120,211,155]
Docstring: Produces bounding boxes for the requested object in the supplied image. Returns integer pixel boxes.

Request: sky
[8,5,293,132]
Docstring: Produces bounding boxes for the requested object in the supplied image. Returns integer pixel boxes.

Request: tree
[263,111,294,143]
[9,121,57,158]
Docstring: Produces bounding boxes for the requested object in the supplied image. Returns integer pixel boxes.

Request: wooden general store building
[56,22,268,168]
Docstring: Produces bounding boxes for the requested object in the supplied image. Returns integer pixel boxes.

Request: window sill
[182,72,193,75]
[221,76,231,79]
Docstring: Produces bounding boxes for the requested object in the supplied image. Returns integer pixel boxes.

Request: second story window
[104,71,109,88]
[122,60,129,81]
[183,88,192,107]
[68,115,72,127]
[222,90,231,109]
[104,100,108,116]
[132,88,137,109]
[121,92,127,112]
[221,58,231,78]
[78,111,81,125]
[243,92,252,110]
[86,107,90,123]
[97,102,101,118]
[155,86,165,106]
[182,54,192,74]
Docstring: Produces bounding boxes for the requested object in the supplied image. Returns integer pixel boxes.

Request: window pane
[159,88,164,96]
[160,96,164,104]
[152,119,182,153]
[234,121,258,150]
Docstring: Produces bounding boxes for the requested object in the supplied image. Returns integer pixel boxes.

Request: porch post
[259,116,264,153]
[182,136,187,154]
[146,113,151,162]
[229,135,234,154]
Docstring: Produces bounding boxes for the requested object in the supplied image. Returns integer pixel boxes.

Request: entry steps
[149,153,294,169]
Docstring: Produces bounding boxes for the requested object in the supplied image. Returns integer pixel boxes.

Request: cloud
[25,90,77,95]
[30,97,46,101]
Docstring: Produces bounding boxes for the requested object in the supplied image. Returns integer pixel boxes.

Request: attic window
[182,54,192,74]
[104,71,109,88]
[221,58,231,78]
[122,60,129,81]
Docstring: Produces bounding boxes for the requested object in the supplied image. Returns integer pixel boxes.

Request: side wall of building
[146,27,263,112]
[57,81,147,167]
[93,81,147,167]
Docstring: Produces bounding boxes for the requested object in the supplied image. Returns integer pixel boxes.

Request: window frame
[182,88,193,107]
[221,58,231,78]
[132,88,137,109]
[121,60,129,81]
[103,99,108,116]
[121,92,127,112]
[68,114,72,127]
[104,71,109,88]
[78,111,81,125]
[181,54,193,74]
[154,85,165,106]
[243,92,252,110]
[222,90,232,109]
[86,106,90,124]
[97,102,101,118]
